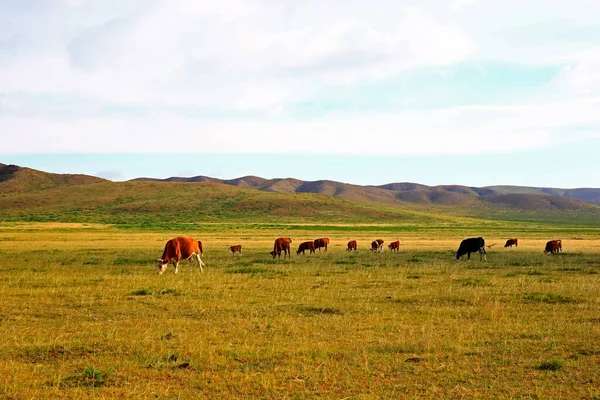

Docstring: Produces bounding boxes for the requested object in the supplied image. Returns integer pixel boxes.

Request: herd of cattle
[156,236,564,274]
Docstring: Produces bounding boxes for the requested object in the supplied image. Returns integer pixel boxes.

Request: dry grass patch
[0,224,599,398]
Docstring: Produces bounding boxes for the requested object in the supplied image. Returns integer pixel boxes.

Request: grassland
[1,223,599,398]
[2,179,600,227]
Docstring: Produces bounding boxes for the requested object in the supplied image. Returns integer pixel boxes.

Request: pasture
[0,223,599,398]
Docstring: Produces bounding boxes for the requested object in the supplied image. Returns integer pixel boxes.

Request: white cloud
[2,95,599,155]
[0,0,600,156]
[0,1,476,108]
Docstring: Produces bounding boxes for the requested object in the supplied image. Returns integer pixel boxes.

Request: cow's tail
[198,240,204,257]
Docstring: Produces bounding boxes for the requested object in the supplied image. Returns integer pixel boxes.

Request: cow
[544,240,562,254]
[504,238,518,248]
[347,240,357,252]
[314,237,330,252]
[456,237,487,261]
[297,241,316,255]
[370,239,384,252]
[156,236,205,275]
[388,240,400,253]
[270,237,292,259]
[228,245,242,256]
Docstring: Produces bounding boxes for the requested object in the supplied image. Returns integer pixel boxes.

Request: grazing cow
[456,237,487,261]
[347,240,357,252]
[544,240,562,254]
[297,241,316,255]
[270,237,292,259]
[156,236,205,275]
[314,237,330,252]
[228,245,242,256]
[370,239,384,252]
[504,238,518,248]
[388,240,400,253]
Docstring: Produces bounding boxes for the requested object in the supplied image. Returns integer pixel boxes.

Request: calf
[456,237,487,261]
[228,245,242,255]
[370,239,384,252]
[297,241,316,255]
[388,240,400,253]
[314,237,330,252]
[544,240,562,254]
[270,237,292,259]
[156,236,205,274]
[347,240,357,252]
[504,238,518,248]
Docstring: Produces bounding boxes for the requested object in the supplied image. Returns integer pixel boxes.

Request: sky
[1,0,599,187]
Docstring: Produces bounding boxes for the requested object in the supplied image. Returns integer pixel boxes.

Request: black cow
[456,237,487,261]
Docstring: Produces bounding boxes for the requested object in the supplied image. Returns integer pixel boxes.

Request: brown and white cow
[314,237,330,252]
[297,241,316,255]
[270,237,292,259]
[544,240,562,254]
[156,236,205,275]
[370,239,384,252]
[228,245,242,256]
[388,240,400,253]
[347,240,357,252]
[504,238,518,248]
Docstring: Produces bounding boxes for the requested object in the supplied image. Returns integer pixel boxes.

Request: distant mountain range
[132,174,600,211]
[2,163,600,225]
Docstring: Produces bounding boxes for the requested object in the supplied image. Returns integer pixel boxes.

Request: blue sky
[1,0,599,187]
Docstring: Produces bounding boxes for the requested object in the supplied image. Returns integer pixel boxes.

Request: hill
[2,163,600,226]
[0,180,457,226]
[0,163,106,194]
[133,175,600,216]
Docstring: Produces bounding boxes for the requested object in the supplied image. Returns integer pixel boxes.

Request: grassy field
[3,180,600,227]
[0,223,599,398]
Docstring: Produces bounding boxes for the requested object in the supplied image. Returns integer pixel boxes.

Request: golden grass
[0,224,599,398]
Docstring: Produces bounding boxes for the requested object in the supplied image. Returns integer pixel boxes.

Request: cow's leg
[195,253,205,272]
[189,257,194,272]
[467,252,471,261]
[174,260,180,274]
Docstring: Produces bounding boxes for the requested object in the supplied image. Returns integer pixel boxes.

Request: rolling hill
[2,163,600,226]
[0,163,107,194]
[134,175,600,212]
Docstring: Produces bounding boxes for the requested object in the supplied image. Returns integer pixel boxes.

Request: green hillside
[0,181,459,227]
[0,163,106,193]
[2,163,600,227]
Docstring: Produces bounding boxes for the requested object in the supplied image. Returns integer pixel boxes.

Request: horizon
[2,145,599,189]
[1,1,599,187]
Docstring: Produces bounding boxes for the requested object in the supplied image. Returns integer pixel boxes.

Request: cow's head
[270,251,277,259]
[156,259,168,274]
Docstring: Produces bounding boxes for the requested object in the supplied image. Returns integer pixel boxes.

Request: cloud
[0,0,599,156]
[2,95,598,155]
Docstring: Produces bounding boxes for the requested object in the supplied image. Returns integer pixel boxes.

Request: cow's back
[162,236,200,261]
[457,237,485,254]
[174,237,200,258]
[275,237,292,250]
